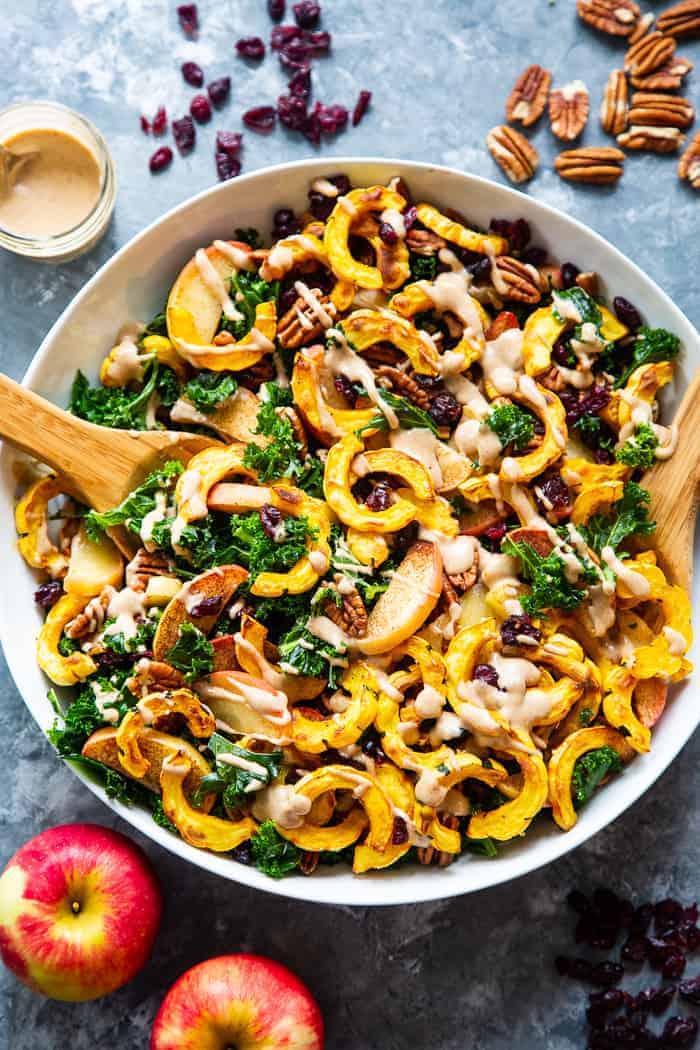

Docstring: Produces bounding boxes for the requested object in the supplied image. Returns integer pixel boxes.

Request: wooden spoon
[0,372,214,512]
[641,369,700,593]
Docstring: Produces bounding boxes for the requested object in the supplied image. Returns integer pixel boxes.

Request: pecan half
[554,146,625,184]
[447,565,478,594]
[600,69,628,136]
[277,291,335,350]
[493,256,543,304]
[549,81,590,141]
[505,64,552,127]
[617,124,686,151]
[126,548,175,593]
[678,131,700,187]
[322,580,368,638]
[575,271,599,297]
[126,658,186,697]
[65,590,111,640]
[577,0,641,36]
[299,851,319,875]
[405,227,446,256]
[628,91,695,128]
[375,366,432,409]
[486,125,539,184]
[657,0,700,38]
[629,55,693,89]
[628,10,655,42]
[624,30,676,75]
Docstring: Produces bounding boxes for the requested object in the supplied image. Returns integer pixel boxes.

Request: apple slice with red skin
[150,954,323,1050]
[0,824,161,1002]
[358,541,443,655]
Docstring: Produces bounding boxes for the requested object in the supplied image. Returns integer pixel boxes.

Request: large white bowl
[1,158,697,906]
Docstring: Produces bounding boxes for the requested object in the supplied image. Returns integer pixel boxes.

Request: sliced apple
[166,241,253,348]
[194,671,293,745]
[207,387,265,445]
[63,524,124,597]
[212,634,237,672]
[358,541,443,655]
[207,482,272,513]
[152,565,248,660]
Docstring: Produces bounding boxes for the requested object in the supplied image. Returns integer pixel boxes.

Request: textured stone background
[0,1,698,1047]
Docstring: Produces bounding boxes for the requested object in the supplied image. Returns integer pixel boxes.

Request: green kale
[317,844,357,867]
[70,362,159,430]
[277,622,344,688]
[58,635,80,657]
[182,371,239,414]
[242,386,322,496]
[578,482,655,557]
[615,422,659,470]
[69,755,177,830]
[502,536,595,615]
[84,460,182,540]
[552,287,602,329]
[409,254,437,282]
[250,592,312,642]
[48,691,104,755]
[102,616,158,656]
[231,512,316,575]
[615,326,681,389]
[193,733,281,810]
[571,745,622,808]
[462,836,499,858]
[151,797,177,832]
[360,390,439,436]
[155,365,180,408]
[220,271,279,341]
[573,414,615,455]
[250,820,301,878]
[578,707,594,726]
[142,308,168,338]
[329,528,392,607]
[234,227,262,250]
[165,623,214,683]
[485,403,535,451]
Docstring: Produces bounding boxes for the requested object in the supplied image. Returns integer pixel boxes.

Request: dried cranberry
[593,888,624,920]
[268,0,285,17]
[190,95,212,124]
[391,817,409,845]
[560,262,580,289]
[215,151,241,181]
[140,115,151,133]
[469,255,493,283]
[613,296,642,332]
[152,106,168,135]
[500,614,542,648]
[181,61,204,86]
[592,447,615,465]
[231,842,253,865]
[207,77,231,108]
[661,1017,698,1048]
[216,130,242,155]
[177,3,198,35]
[587,988,625,1027]
[94,649,134,671]
[567,889,591,916]
[293,1,320,27]
[648,936,675,968]
[679,976,700,1005]
[361,726,386,764]
[365,483,392,512]
[552,334,574,367]
[352,89,372,127]
[189,595,223,618]
[334,374,357,405]
[271,24,302,48]
[243,106,276,132]
[483,520,507,544]
[378,220,398,245]
[675,921,700,951]
[556,956,592,981]
[534,474,571,517]
[306,30,330,51]
[34,580,63,609]
[663,951,687,980]
[631,904,655,935]
[314,101,348,135]
[490,217,530,252]
[622,935,648,963]
[521,245,547,268]
[277,92,308,131]
[172,115,196,153]
[684,903,698,923]
[473,664,499,688]
[590,961,624,988]
[428,392,461,429]
[304,109,321,145]
[149,146,173,173]
[392,521,418,555]
[260,504,283,539]
[308,193,334,221]
[638,985,677,1016]
[236,36,266,59]
[655,898,685,934]
[403,204,418,230]
[281,38,312,63]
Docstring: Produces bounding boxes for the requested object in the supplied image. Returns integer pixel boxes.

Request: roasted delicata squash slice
[291,664,377,753]
[174,443,254,525]
[466,738,549,841]
[140,333,189,381]
[522,299,627,378]
[414,203,508,257]
[234,615,326,701]
[152,564,249,660]
[160,751,256,850]
[603,360,673,431]
[324,186,410,290]
[115,689,215,779]
[249,487,333,597]
[390,281,489,367]
[63,524,123,597]
[602,664,650,753]
[548,725,633,830]
[37,594,98,685]
[82,726,215,810]
[616,561,691,679]
[359,541,443,655]
[446,619,499,703]
[291,344,378,445]
[353,765,415,873]
[341,309,439,375]
[346,527,389,568]
[498,381,567,484]
[16,475,71,578]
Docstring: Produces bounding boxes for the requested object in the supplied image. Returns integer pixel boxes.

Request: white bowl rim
[1,155,698,907]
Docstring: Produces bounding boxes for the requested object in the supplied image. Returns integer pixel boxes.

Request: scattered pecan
[484,310,520,341]
[237,357,275,390]
[361,342,403,367]
[300,851,319,875]
[600,69,628,136]
[540,366,567,393]
[554,146,625,184]
[656,0,700,38]
[549,80,590,141]
[405,227,446,256]
[493,256,543,304]
[447,564,478,595]
[417,815,460,867]
[505,64,552,127]
[575,271,599,297]
[577,0,641,36]
[276,404,308,455]
[628,10,655,43]
[277,291,336,349]
[322,580,368,638]
[486,125,539,184]
[375,365,432,409]
[624,30,676,75]
[629,55,693,89]
[126,548,175,592]
[64,590,111,640]
[126,658,185,697]
[628,91,695,128]
[441,571,460,611]
[678,130,700,187]
[617,125,686,151]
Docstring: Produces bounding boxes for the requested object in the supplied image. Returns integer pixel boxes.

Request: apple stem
[71,900,81,915]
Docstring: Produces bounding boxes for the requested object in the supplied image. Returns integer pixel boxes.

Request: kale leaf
[193,733,281,810]
[571,745,622,808]
[615,326,681,389]
[220,272,279,340]
[250,592,312,642]
[84,460,182,540]
[234,227,262,250]
[165,623,214,683]
[277,621,344,687]
[250,820,301,878]
[502,536,595,615]
[578,482,655,557]
[573,414,615,456]
[156,365,180,408]
[47,690,104,755]
[615,422,659,470]
[486,403,535,451]
[70,363,159,430]
[175,510,314,579]
[552,287,602,328]
[182,371,238,414]
[102,616,158,656]
[142,308,168,338]
[462,836,499,858]
[360,390,439,436]
[242,384,323,497]
[409,254,437,282]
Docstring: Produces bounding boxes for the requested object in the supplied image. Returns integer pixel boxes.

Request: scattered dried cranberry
[152,106,168,135]
[243,106,276,132]
[621,935,648,963]
[661,1016,698,1048]
[403,204,418,230]
[308,175,349,220]
[556,956,592,981]
[378,220,398,245]
[590,961,624,988]
[391,817,409,845]
[189,595,223,618]
[272,206,301,239]
[190,95,212,124]
[552,334,574,367]
[361,726,386,764]
[568,890,591,916]
[149,146,174,173]
[629,985,676,1016]
[679,976,700,1005]
[468,255,493,283]
[177,3,198,35]
[560,261,580,289]
[483,520,507,544]
[181,60,204,86]
[172,115,196,153]
[521,245,547,268]
[140,115,151,133]
[260,504,283,539]
[365,483,392,512]
[306,29,330,51]
[280,38,312,66]
[587,988,625,1026]
[268,0,285,17]
[334,374,357,405]
[631,904,655,936]
[473,664,499,688]
[534,474,571,517]
[34,580,63,610]
[215,151,241,181]
[613,296,642,332]
[314,101,347,135]
[351,88,372,127]
[277,92,308,131]
[428,392,461,428]
[207,77,231,108]
[656,899,686,935]
[271,24,301,49]
[236,36,266,59]
[648,936,675,968]
[288,66,311,99]
[490,217,530,252]
[231,842,253,865]
[663,951,688,980]
[500,614,542,648]
[216,130,242,155]
[293,1,320,26]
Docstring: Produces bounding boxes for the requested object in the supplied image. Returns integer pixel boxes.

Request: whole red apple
[151,954,324,1050]
[0,823,162,1001]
